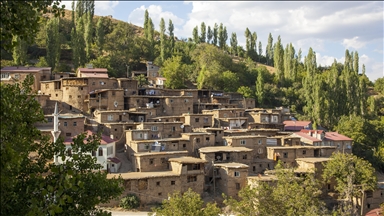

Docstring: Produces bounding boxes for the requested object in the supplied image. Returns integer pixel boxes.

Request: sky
[61,1,384,82]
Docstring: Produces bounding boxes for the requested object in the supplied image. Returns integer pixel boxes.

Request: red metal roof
[294,132,322,142]
[325,132,353,141]
[107,157,121,164]
[300,129,324,134]
[365,208,382,216]
[64,130,115,145]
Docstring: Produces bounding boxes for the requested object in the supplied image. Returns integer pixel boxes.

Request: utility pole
[212,160,215,198]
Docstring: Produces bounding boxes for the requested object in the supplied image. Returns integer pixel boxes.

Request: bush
[120,194,140,210]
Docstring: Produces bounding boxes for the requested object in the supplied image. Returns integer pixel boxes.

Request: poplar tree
[207,26,213,44]
[192,26,199,44]
[256,70,265,105]
[95,17,105,55]
[230,32,238,56]
[46,17,61,71]
[213,23,218,46]
[245,28,251,57]
[273,35,284,86]
[266,33,273,66]
[147,18,155,60]
[251,32,257,60]
[144,9,149,39]
[159,18,166,64]
[303,47,317,123]
[200,22,206,43]
[359,63,368,115]
[218,23,227,50]
[258,41,262,62]
[168,19,175,55]
[12,35,28,66]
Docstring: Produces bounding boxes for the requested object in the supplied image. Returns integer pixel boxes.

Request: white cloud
[342,36,366,49]
[60,1,119,17]
[315,53,344,67]
[128,5,184,30]
[95,1,119,17]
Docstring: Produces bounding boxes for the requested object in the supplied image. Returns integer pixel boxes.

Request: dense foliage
[120,194,140,210]
[0,76,124,215]
[150,188,221,216]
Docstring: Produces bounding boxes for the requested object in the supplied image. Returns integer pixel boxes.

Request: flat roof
[169,157,207,164]
[247,175,278,181]
[267,146,336,150]
[215,162,249,169]
[134,151,188,157]
[199,146,253,153]
[182,132,213,135]
[223,135,267,139]
[1,66,50,72]
[107,171,179,180]
[296,157,331,163]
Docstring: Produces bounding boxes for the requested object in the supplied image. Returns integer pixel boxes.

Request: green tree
[273,35,284,86]
[207,26,213,44]
[225,163,327,216]
[245,28,251,57]
[230,32,238,56]
[200,22,206,43]
[374,77,384,95]
[95,16,105,55]
[256,69,265,105]
[161,55,188,89]
[220,70,239,92]
[218,23,227,50]
[12,35,28,65]
[159,18,166,65]
[134,74,148,88]
[266,33,274,66]
[193,26,199,44]
[258,41,262,62]
[323,152,377,215]
[212,23,218,46]
[46,17,61,71]
[144,9,149,39]
[35,56,49,67]
[168,19,175,56]
[150,188,221,216]
[0,75,123,215]
[1,0,65,51]
[237,86,253,98]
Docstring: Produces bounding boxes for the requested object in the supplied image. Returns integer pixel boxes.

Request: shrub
[120,194,140,210]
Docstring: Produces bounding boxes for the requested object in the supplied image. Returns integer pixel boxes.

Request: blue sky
[61,1,383,82]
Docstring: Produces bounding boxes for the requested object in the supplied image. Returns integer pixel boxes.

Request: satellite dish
[155,141,159,145]
[180,125,185,129]
[114,101,118,107]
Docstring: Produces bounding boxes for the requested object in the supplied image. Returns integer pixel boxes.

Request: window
[79,87,83,90]
[258,139,262,145]
[78,95,81,98]
[107,115,113,121]
[170,99,173,103]
[161,158,166,164]
[67,148,72,156]
[171,181,175,185]
[183,144,186,148]
[98,147,103,156]
[73,122,77,126]
[92,82,95,85]
[112,92,115,96]
[187,176,197,183]
[184,99,188,102]
[366,191,373,198]
[156,181,160,186]
[172,126,176,132]
[253,166,256,171]
[1,73,10,79]
[92,151,96,156]
[151,126,158,131]
[192,164,200,170]
[234,171,240,177]
[240,140,246,145]
[64,122,68,126]
[195,118,200,123]
[195,138,200,143]
[13,74,19,79]
[236,183,241,190]
[107,146,113,155]
[149,159,154,164]
[258,148,263,154]
[242,154,247,159]
[204,117,209,123]
[206,137,210,141]
[47,117,53,123]
[66,133,71,137]
[158,193,162,196]
[283,152,288,158]
[302,150,306,155]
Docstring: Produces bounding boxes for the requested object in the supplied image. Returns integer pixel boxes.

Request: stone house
[202,108,248,129]
[181,132,216,156]
[183,113,214,128]
[76,67,108,78]
[193,128,224,146]
[106,156,206,206]
[214,163,249,198]
[267,146,337,168]
[136,121,184,139]
[1,66,52,91]
[132,151,189,172]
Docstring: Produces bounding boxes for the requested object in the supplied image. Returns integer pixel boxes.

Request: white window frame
[1,73,10,79]
[151,126,158,131]
[258,139,262,145]
[240,140,246,145]
[234,171,240,177]
[107,114,113,121]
